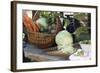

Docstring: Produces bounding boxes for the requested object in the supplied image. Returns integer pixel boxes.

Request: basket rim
[27,31,56,36]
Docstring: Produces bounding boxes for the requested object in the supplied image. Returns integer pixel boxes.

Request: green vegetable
[79,40,91,44]
[40,11,59,25]
[74,13,88,21]
[63,18,70,29]
[74,49,84,56]
[55,30,77,55]
[56,30,73,46]
[36,17,48,29]
[36,11,61,33]
[74,27,89,37]
[74,26,90,42]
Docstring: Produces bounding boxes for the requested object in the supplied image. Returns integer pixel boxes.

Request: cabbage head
[55,30,76,54]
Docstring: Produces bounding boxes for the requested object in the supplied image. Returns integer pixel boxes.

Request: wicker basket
[27,31,56,49]
[24,11,63,49]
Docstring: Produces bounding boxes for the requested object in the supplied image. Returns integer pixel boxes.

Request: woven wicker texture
[27,32,56,49]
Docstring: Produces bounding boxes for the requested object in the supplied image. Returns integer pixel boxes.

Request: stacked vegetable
[23,13,40,32]
[23,11,63,34]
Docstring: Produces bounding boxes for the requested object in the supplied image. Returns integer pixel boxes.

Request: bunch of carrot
[23,14,40,32]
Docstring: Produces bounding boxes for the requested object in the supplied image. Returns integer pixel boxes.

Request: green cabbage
[55,30,76,54]
[56,30,73,45]
[36,17,48,29]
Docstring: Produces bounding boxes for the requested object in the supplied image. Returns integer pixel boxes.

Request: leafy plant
[74,26,90,42]
[74,27,89,37]
[39,11,60,25]
[79,40,91,44]
[74,13,87,21]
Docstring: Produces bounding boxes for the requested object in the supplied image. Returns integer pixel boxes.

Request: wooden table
[23,43,67,62]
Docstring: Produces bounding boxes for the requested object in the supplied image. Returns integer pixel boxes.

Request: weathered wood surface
[24,43,67,62]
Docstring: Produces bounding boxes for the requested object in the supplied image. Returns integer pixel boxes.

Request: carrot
[36,23,41,30]
[23,15,30,24]
[34,24,37,32]
[35,23,40,32]
[23,14,41,32]
[34,23,39,32]
[31,22,40,32]
[30,23,35,32]
[23,21,33,32]
[23,14,34,32]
